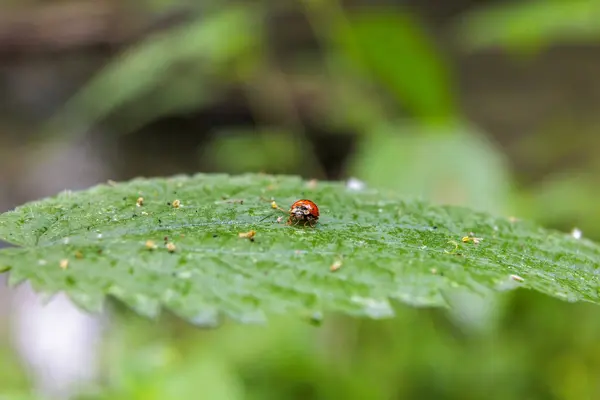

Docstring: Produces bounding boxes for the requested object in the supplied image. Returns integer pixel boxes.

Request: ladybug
[288,199,320,227]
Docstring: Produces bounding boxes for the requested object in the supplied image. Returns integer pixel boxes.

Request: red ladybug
[288,199,320,227]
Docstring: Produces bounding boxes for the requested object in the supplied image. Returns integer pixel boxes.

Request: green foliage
[332,10,456,123]
[199,129,302,174]
[0,341,30,396]
[517,171,600,241]
[0,174,598,324]
[350,122,510,214]
[47,2,461,139]
[458,0,600,51]
[54,4,262,134]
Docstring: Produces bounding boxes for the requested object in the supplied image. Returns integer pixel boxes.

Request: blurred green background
[1,0,600,399]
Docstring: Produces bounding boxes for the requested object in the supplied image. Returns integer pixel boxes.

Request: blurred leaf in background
[69,291,600,400]
[55,3,263,134]
[330,8,457,124]
[455,0,600,242]
[199,129,302,174]
[517,170,600,240]
[309,4,513,218]
[350,122,511,214]
[457,0,600,52]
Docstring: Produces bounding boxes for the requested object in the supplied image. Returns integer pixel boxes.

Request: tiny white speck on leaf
[346,177,366,191]
[177,271,192,279]
[572,228,582,240]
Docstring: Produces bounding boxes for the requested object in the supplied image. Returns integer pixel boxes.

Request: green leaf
[331,10,456,123]
[457,0,600,51]
[51,4,262,134]
[350,122,511,214]
[0,174,599,324]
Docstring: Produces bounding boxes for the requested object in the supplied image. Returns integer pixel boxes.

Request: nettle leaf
[0,174,599,325]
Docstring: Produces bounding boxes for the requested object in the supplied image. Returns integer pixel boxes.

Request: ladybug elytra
[288,199,319,227]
